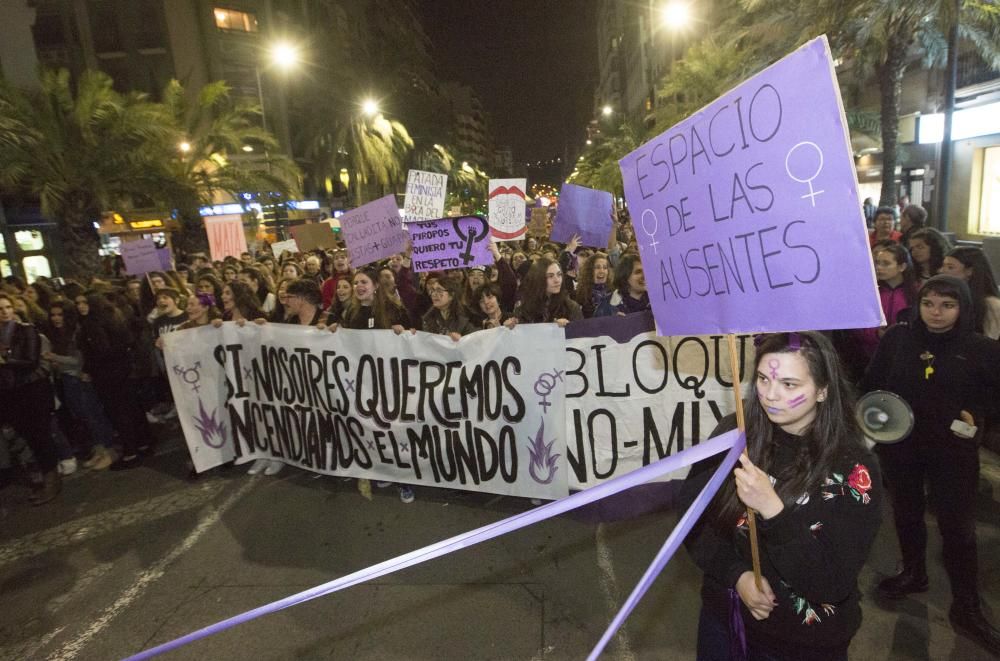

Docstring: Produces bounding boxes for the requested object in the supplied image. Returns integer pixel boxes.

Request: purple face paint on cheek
[787,394,807,408]
[767,359,780,380]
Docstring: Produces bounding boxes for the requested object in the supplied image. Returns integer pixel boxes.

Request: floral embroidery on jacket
[821,463,873,504]
[783,581,837,625]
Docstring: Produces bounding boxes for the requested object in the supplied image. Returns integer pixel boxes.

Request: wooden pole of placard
[726,334,763,590]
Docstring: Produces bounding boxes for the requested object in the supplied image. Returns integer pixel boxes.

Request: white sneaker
[375,481,391,488]
[246,458,269,475]
[160,406,177,420]
[145,412,160,424]
[58,457,78,475]
[263,460,284,476]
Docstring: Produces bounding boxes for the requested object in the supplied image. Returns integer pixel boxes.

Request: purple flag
[157,247,173,271]
[550,183,614,248]
[408,215,493,272]
[340,195,408,268]
[618,37,882,336]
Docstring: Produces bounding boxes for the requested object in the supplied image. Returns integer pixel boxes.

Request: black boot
[950,598,1000,656]
[877,565,929,599]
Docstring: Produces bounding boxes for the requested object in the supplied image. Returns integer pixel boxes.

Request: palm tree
[0,69,175,277]
[571,122,644,200]
[739,0,1000,205]
[158,80,300,253]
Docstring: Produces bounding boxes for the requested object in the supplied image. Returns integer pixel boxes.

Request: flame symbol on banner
[527,419,560,485]
[193,398,228,449]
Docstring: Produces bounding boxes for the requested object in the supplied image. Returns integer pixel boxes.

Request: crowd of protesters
[2,201,1000,655]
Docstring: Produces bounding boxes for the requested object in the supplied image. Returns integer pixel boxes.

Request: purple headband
[196,293,216,308]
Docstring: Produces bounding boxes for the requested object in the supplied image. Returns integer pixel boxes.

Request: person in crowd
[151,288,189,349]
[862,275,1000,655]
[575,251,614,318]
[239,251,253,265]
[332,267,412,503]
[178,293,219,330]
[908,227,952,282]
[189,253,210,272]
[338,268,411,333]
[863,197,877,227]
[869,206,902,248]
[13,295,47,326]
[283,279,326,327]
[221,263,240,283]
[320,248,354,309]
[0,292,62,503]
[507,257,582,327]
[682,331,881,661]
[899,204,927,248]
[387,251,421,322]
[303,254,323,284]
[75,292,153,470]
[325,277,354,325]
[610,254,650,314]
[853,244,919,358]
[281,261,303,281]
[24,281,54,311]
[196,273,225,306]
[511,251,528,273]
[219,281,264,324]
[476,282,510,330]
[43,301,116,471]
[270,277,295,323]
[239,267,276,315]
[422,278,476,340]
[377,265,403,307]
[940,246,1000,340]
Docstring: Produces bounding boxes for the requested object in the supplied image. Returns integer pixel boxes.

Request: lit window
[978,146,1000,235]
[23,255,51,283]
[0,233,5,252]
[214,8,258,32]
[0,259,10,278]
[14,230,44,251]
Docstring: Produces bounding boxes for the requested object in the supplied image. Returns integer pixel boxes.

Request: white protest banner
[204,214,248,261]
[563,313,750,489]
[271,239,298,259]
[164,323,569,500]
[488,178,527,241]
[618,37,881,336]
[403,169,447,223]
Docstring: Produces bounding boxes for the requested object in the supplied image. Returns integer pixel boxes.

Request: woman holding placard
[505,258,582,328]
[682,331,881,661]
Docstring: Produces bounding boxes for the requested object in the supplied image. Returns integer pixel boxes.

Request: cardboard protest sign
[550,183,614,248]
[618,37,882,336]
[164,323,569,500]
[403,170,447,223]
[271,239,298,258]
[204,215,248,261]
[488,178,527,241]
[528,207,549,237]
[156,246,173,271]
[340,195,408,268]
[408,216,493,272]
[563,312,748,489]
[121,239,162,275]
[291,222,338,251]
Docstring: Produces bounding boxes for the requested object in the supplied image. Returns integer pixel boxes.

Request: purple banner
[157,247,173,271]
[123,429,745,660]
[408,215,493,272]
[618,37,882,336]
[550,183,614,248]
[121,239,162,275]
[340,195,408,268]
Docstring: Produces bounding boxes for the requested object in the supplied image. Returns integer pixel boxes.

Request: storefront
[97,209,181,257]
[0,203,60,284]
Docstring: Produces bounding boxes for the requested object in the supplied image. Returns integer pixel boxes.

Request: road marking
[0,483,225,569]
[45,479,256,661]
[594,523,636,661]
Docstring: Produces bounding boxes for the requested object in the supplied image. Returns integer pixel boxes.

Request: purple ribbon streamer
[729,588,749,661]
[586,432,746,660]
[124,429,744,661]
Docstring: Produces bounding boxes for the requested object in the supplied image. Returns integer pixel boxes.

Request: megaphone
[855,390,914,444]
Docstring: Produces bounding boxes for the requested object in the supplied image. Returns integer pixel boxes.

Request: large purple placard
[408,215,493,272]
[618,37,881,336]
[340,194,408,268]
[121,239,162,275]
[550,183,614,248]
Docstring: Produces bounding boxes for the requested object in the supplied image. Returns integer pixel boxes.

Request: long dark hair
[613,254,642,298]
[945,246,999,335]
[517,257,574,323]
[709,331,865,529]
[575,252,610,310]
[46,302,78,355]
[225,281,263,321]
[909,228,951,278]
[343,268,407,329]
[874,243,918,306]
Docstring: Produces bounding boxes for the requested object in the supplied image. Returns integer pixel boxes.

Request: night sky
[416,0,598,166]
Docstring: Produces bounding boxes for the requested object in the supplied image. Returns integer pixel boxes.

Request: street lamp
[602,105,613,117]
[660,1,692,29]
[269,42,300,70]
[178,141,191,153]
[586,139,593,145]
[361,98,380,117]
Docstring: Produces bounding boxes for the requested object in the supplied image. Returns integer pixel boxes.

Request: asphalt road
[1,423,998,660]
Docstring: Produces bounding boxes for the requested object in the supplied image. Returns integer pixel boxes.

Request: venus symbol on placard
[639,209,660,254]
[784,141,825,206]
